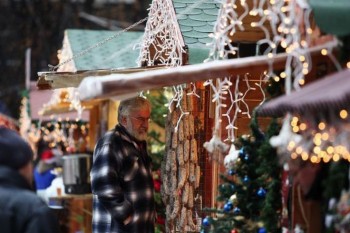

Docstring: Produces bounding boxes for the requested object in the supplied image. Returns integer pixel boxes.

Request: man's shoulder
[94,128,126,154]
[97,130,118,146]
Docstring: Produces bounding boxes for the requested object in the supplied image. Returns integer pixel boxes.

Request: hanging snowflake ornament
[269,115,302,164]
[294,225,305,233]
[224,144,240,170]
[203,134,229,155]
[229,194,237,203]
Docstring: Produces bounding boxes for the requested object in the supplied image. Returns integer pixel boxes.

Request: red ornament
[156,216,165,225]
[153,180,161,192]
[231,230,238,233]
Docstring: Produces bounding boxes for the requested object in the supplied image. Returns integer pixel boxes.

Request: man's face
[125,107,150,141]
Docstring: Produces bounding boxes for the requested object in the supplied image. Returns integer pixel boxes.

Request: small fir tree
[202,114,282,233]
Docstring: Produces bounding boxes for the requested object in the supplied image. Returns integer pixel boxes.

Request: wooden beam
[77,39,338,100]
[37,66,166,90]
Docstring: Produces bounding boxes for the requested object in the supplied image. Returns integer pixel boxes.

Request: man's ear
[120,115,127,126]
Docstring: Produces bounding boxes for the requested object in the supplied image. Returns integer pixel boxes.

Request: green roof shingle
[65,29,143,70]
[310,0,350,36]
[173,0,220,64]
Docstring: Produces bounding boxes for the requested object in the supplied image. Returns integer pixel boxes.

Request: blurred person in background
[34,147,57,201]
[0,127,60,233]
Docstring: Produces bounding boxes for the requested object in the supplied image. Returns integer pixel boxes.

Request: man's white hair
[118,97,151,122]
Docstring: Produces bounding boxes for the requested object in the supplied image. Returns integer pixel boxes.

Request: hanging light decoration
[285,108,350,163]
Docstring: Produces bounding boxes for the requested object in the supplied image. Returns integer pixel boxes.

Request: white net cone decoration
[138,0,185,67]
[43,88,84,120]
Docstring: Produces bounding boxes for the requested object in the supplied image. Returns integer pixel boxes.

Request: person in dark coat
[91,97,156,233]
[0,127,60,233]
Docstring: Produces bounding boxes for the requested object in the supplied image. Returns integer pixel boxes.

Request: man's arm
[91,142,133,223]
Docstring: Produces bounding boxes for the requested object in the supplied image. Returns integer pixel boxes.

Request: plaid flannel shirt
[91,124,155,233]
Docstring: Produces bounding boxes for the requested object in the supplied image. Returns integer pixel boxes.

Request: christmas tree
[202,114,282,233]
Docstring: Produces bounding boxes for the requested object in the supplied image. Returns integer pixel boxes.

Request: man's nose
[141,120,149,127]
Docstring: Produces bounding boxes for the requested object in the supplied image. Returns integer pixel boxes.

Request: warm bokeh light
[310,155,318,163]
[333,154,340,162]
[299,123,307,130]
[318,122,326,130]
[326,146,334,154]
[340,109,348,119]
[301,152,309,161]
[292,126,299,133]
[296,146,303,154]
[321,133,329,141]
[291,152,298,159]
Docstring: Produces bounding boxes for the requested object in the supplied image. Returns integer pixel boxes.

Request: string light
[301,152,309,161]
[286,113,350,163]
[299,123,307,131]
[318,122,326,130]
[280,72,286,78]
[340,109,348,119]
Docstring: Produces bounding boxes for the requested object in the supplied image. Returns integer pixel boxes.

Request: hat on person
[41,149,56,164]
[0,127,33,169]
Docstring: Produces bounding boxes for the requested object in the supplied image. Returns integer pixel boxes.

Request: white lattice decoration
[206,1,240,61]
[256,0,314,92]
[203,0,267,147]
[43,88,85,120]
[168,85,190,132]
[137,0,185,67]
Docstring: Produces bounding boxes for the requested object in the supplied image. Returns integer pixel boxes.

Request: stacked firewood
[161,90,202,232]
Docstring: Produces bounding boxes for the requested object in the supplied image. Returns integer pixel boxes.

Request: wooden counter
[49,194,92,233]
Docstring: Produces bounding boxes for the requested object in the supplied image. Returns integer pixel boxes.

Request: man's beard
[126,124,148,141]
[132,130,148,141]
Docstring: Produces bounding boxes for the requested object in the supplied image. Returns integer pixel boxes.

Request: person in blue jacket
[0,127,60,233]
[33,148,57,200]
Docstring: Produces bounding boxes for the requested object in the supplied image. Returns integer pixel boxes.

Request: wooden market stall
[257,69,350,233]
[36,0,347,232]
[34,29,147,233]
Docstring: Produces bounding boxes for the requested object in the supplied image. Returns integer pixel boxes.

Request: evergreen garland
[255,116,282,233]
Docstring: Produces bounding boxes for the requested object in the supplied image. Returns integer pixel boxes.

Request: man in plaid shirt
[91,97,156,233]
